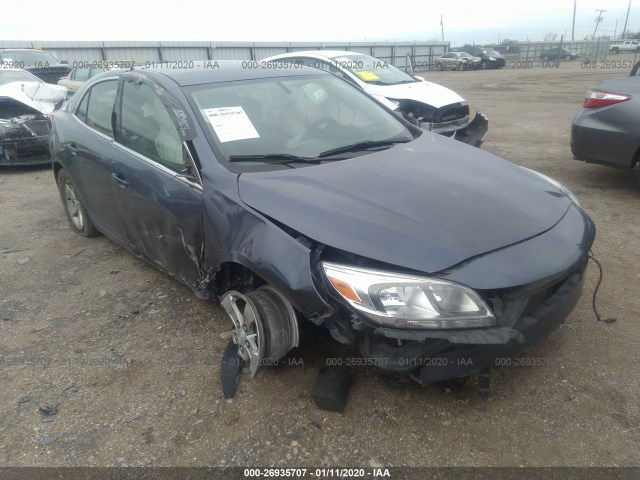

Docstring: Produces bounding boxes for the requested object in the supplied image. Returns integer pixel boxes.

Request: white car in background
[264,50,488,146]
[0,68,68,165]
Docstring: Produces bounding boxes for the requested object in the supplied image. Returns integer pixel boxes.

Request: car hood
[0,81,68,114]
[363,80,465,109]
[237,133,572,274]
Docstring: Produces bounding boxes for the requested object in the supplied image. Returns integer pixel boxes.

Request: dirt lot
[1,57,639,468]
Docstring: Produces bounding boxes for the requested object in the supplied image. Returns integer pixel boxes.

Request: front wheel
[57,169,99,237]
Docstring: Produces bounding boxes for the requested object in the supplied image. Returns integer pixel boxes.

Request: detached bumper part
[453,111,489,147]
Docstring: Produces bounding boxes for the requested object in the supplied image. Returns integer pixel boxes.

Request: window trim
[72,76,120,139]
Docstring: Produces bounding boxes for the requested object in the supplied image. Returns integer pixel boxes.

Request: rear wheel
[436,62,443,71]
[57,169,99,237]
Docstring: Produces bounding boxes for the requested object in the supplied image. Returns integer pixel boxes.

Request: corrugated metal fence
[0,40,449,72]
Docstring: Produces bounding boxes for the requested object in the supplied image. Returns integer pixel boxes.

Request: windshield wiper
[228,153,321,164]
[318,138,412,158]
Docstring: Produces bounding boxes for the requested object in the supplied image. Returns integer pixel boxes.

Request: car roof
[90,60,327,87]
[271,50,367,60]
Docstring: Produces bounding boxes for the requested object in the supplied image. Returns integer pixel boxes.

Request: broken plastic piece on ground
[311,364,352,412]
[220,338,242,399]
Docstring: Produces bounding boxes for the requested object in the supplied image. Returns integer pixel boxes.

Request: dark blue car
[50,63,594,387]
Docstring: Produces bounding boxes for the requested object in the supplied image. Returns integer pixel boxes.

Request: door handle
[111,172,129,188]
[66,143,77,156]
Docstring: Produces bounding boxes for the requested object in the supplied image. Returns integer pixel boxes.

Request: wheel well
[213,261,266,296]
[633,147,640,168]
[53,162,63,183]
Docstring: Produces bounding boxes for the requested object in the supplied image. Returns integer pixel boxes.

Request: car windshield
[329,53,417,85]
[188,73,414,167]
[0,50,60,66]
[483,49,501,57]
[456,52,473,59]
[0,69,42,85]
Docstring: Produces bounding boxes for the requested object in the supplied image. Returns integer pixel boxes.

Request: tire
[57,169,99,237]
[457,63,464,71]
[436,62,443,71]
[612,47,620,54]
[481,60,489,70]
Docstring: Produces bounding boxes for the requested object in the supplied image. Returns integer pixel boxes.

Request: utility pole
[614,19,618,40]
[571,0,577,43]
[440,15,444,42]
[592,9,606,39]
[622,0,631,39]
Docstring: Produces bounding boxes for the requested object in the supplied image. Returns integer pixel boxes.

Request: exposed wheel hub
[221,286,299,378]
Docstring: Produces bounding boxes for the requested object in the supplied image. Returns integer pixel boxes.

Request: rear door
[110,74,204,287]
[62,78,128,243]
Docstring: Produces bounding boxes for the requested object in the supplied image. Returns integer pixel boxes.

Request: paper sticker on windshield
[355,70,379,81]
[203,106,259,143]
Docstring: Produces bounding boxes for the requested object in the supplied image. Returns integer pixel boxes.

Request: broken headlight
[322,262,495,329]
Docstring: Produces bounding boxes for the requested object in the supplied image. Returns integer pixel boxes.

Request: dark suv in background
[460,46,506,69]
[0,49,71,83]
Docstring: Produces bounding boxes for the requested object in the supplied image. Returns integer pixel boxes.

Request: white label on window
[203,106,259,143]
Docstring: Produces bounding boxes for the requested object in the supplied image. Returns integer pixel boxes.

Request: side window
[74,67,91,82]
[75,91,89,123]
[119,80,185,173]
[85,80,118,137]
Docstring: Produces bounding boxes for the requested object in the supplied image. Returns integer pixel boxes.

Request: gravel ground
[1,58,639,468]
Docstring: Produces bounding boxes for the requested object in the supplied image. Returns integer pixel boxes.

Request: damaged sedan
[50,64,594,389]
[263,51,488,147]
[0,68,67,166]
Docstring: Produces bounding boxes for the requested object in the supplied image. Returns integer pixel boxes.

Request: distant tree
[544,32,559,42]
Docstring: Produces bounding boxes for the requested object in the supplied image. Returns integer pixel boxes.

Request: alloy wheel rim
[64,181,84,230]
[221,292,264,377]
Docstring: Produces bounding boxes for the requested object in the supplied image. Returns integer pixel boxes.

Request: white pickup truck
[609,40,639,53]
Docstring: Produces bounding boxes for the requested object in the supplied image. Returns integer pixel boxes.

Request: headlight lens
[322,262,495,329]
[524,168,581,207]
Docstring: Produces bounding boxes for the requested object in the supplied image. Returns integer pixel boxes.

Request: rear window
[0,69,41,86]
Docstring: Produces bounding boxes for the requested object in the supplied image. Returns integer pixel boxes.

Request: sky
[2,0,638,46]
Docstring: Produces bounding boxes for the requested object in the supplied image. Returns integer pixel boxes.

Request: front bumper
[349,203,595,383]
[0,116,50,166]
[452,111,489,147]
[358,258,587,383]
[421,111,489,147]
